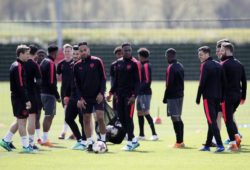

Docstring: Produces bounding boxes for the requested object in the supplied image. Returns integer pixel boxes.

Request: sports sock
[179,120,184,143]
[42,132,49,143]
[21,136,29,148]
[100,133,106,142]
[138,115,144,136]
[145,114,157,135]
[3,131,14,142]
[29,135,35,146]
[35,129,41,139]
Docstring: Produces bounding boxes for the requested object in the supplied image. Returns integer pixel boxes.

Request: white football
[93,141,107,153]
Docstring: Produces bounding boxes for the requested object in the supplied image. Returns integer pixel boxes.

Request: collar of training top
[221,55,234,61]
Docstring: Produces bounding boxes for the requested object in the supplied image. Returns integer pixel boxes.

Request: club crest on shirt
[126,64,131,70]
[90,63,95,68]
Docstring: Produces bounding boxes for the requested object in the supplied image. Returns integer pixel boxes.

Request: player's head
[220,42,234,59]
[122,42,132,59]
[48,44,58,60]
[78,42,90,59]
[137,47,150,62]
[113,46,123,59]
[216,39,230,60]
[63,43,73,61]
[29,44,38,59]
[165,48,176,63]
[36,49,47,64]
[198,46,211,62]
[72,45,80,62]
[16,44,30,62]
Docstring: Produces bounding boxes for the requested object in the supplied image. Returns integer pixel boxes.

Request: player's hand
[196,99,200,105]
[240,99,245,105]
[77,98,86,109]
[128,96,135,105]
[63,96,70,105]
[106,93,112,102]
[96,93,103,104]
[106,95,112,102]
[57,97,61,103]
[26,101,31,110]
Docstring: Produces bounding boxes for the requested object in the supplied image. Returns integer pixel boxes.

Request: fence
[0,19,249,81]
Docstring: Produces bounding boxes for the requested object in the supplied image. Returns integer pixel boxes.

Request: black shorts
[28,94,39,114]
[82,99,104,114]
[11,95,29,119]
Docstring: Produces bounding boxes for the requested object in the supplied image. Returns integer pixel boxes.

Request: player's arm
[49,62,60,100]
[34,61,42,87]
[196,64,208,104]
[98,59,106,96]
[110,64,115,87]
[240,65,247,103]
[109,62,118,99]
[139,63,152,91]
[15,66,29,103]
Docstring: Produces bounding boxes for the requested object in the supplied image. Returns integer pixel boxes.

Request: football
[93,141,107,153]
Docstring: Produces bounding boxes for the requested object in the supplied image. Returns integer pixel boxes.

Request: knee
[171,116,181,122]
[137,111,144,116]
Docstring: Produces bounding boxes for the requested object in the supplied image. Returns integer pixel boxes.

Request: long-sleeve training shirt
[10,58,29,102]
[163,60,184,100]
[196,57,226,102]
[57,59,73,97]
[24,59,41,96]
[110,57,141,97]
[138,60,152,95]
[220,56,247,100]
[40,56,60,99]
[74,56,106,101]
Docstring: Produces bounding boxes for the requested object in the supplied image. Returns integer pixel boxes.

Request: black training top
[24,59,41,96]
[57,59,73,97]
[138,60,152,95]
[110,57,141,97]
[40,56,60,99]
[163,60,184,100]
[221,56,247,100]
[196,57,226,103]
[9,58,29,102]
[74,56,106,101]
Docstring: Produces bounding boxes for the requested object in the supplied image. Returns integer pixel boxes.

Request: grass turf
[0,81,249,170]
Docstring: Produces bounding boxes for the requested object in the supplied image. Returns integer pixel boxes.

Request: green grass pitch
[0,81,249,170]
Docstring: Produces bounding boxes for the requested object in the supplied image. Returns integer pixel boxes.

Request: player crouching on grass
[0,45,36,153]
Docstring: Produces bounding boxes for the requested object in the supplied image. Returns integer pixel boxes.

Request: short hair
[48,44,58,54]
[73,45,79,51]
[29,44,38,55]
[121,42,131,48]
[216,39,230,48]
[37,49,47,55]
[165,48,176,57]
[221,42,234,53]
[63,43,72,50]
[78,42,88,47]
[16,44,29,57]
[137,48,150,58]
[198,46,211,54]
[113,46,122,54]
